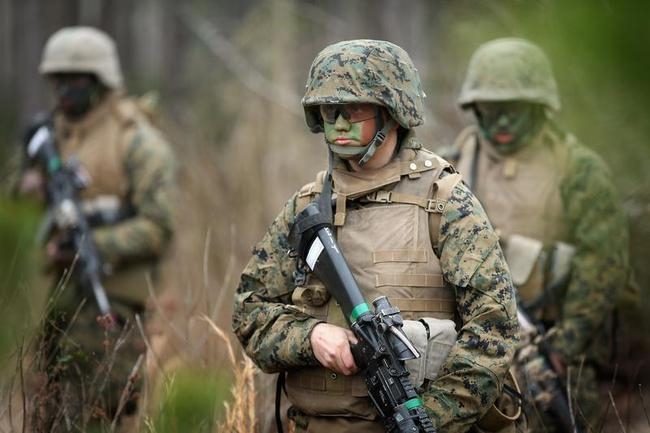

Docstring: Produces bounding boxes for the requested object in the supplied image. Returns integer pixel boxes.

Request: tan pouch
[475,369,522,433]
[503,234,544,287]
[546,241,575,290]
[291,282,331,321]
[402,318,457,389]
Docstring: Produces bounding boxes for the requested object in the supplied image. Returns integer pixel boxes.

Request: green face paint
[476,102,544,154]
[323,114,368,160]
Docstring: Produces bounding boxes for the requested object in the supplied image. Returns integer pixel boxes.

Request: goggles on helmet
[319,103,378,124]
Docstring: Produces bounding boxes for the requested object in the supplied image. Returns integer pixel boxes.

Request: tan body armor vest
[55,92,138,202]
[455,125,570,316]
[53,92,153,304]
[285,149,460,430]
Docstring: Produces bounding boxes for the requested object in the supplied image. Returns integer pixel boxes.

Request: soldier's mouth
[494,132,514,144]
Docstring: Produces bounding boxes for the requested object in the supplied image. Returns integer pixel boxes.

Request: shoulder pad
[297,170,326,199]
[111,96,143,128]
[413,148,456,175]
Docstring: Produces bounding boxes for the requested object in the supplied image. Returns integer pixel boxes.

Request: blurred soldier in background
[233,39,520,433]
[450,38,630,432]
[16,26,175,433]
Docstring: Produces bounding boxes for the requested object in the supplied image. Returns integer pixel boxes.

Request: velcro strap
[390,297,456,314]
[363,191,447,213]
[376,273,444,288]
[373,249,427,263]
[430,172,463,249]
[334,193,347,226]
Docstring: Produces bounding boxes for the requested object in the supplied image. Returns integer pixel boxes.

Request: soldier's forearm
[93,216,171,265]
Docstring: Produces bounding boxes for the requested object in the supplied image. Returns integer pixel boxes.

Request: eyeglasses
[319,103,378,124]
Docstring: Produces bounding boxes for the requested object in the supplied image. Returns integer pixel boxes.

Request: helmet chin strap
[327,118,396,167]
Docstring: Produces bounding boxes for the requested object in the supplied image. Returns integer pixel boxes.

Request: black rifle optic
[517,308,581,433]
[25,123,112,319]
[289,179,436,433]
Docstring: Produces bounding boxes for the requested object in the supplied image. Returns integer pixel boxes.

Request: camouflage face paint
[50,73,105,120]
[323,110,379,160]
[475,101,544,154]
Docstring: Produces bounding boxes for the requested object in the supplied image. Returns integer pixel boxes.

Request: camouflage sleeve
[547,144,629,360]
[232,193,322,373]
[92,125,175,265]
[423,181,519,433]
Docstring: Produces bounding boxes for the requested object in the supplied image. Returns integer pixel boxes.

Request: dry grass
[203,317,257,433]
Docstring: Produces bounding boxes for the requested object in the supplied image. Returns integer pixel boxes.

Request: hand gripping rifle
[517,307,581,433]
[289,174,436,433]
[25,123,113,322]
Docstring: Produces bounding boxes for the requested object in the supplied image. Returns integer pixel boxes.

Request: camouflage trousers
[514,356,599,433]
[30,297,146,433]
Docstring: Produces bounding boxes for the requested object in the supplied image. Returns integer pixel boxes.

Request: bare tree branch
[177,4,302,116]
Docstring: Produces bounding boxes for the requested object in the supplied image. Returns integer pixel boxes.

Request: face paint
[50,73,104,120]
[475,101,545,154]
[323,104,380,159]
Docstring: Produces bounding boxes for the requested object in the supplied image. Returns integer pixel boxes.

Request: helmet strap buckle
[358,119,396,167]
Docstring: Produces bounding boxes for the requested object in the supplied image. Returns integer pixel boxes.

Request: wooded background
[1,0,649,431]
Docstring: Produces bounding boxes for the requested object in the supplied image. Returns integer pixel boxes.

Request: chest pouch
[402,318,457,390]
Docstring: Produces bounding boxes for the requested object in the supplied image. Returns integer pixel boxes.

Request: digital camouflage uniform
[233,40,519,433]
[25,27,175,433]
[453,38,629,432]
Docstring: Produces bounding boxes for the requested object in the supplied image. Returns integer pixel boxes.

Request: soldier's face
[321,104,398,170]
[475,101,541,152]
[321,103,380,150]
[48,73,103,120]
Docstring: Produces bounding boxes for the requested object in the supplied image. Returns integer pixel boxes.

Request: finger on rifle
[339,346,358,375]
[345,329,358,345]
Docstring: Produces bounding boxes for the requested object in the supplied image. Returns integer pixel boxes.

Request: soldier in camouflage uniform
[451,38,630,431]
[17,27,175,432]
[233,39,520,433]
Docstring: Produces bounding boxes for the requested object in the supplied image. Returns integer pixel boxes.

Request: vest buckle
[425,199,446,213]
[368,190,392,203]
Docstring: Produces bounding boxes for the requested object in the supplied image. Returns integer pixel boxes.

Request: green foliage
[0,197,41,362]
[152,369,230,433]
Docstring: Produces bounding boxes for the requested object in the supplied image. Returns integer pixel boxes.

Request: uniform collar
[331,134,434,198]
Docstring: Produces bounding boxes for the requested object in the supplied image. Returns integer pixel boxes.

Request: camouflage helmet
[39,26,123,89]
[302,39,426,133]
[458,38,560,111]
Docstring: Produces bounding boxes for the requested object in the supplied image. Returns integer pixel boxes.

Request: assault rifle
[25,122,113,320]
[289,185,436,433]
[517,307,581,433]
